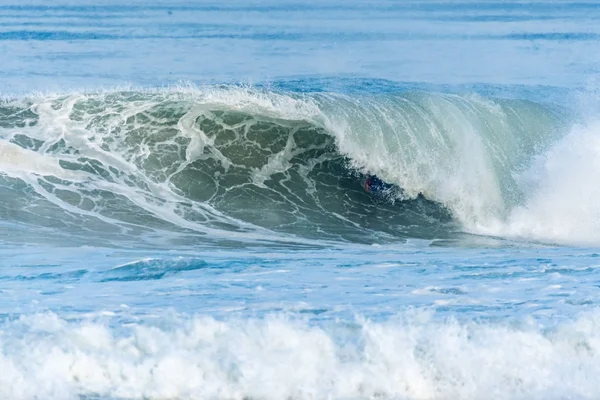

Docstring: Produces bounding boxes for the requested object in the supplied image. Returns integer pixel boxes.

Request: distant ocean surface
[2,1,600,399]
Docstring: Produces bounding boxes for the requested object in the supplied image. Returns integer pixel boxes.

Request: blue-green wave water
[0,88,576,245]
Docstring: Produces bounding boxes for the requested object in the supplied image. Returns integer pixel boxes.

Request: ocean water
[2,1,600,399]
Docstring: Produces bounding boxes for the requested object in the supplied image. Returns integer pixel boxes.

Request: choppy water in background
[3,1,600,399]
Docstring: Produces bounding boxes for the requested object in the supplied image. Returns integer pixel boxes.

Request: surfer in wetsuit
[362,174,393,195]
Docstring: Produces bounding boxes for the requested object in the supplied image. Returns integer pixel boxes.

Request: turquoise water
[2,1,600,399]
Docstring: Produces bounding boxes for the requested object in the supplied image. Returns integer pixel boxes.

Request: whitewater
[2,1,600,399]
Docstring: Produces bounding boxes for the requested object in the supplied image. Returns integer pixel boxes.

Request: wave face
[0,87,574,245]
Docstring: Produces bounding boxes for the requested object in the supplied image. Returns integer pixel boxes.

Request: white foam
[480,120,600,245]
[0,140,87,181]
[2,311,600,399]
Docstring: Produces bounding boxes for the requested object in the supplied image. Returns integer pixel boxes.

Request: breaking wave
[1,85,593,246]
